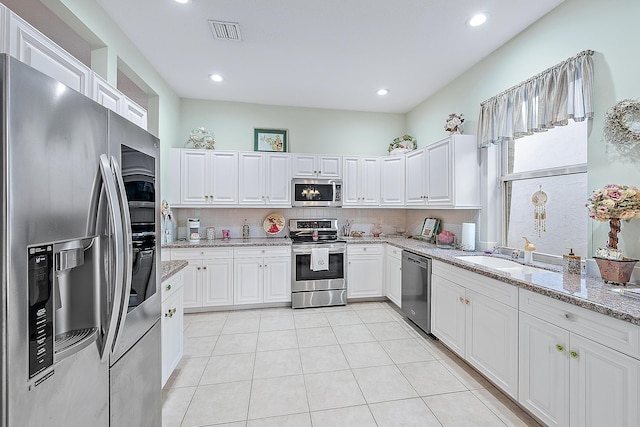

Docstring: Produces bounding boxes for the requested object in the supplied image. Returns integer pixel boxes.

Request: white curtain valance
[477,50,594,148]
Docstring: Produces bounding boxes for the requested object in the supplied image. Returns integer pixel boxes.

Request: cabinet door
[569,334,640,427]
[123,96,148,130]
[385,253,402,307]
[181,261,202,308]
[342,157,360,205]
[381,156,405,206]
[519,312,570,427]
[465,289,519,399]
[426,139,452,206]
[292,154,317,178]
[234,258,263,304]
[263,257,291,303]
[360,157,380,205]
[405,148,427,205]
[9,13,90,95]
[210,152,239,204]
[431,274,465,356]
[238,152,266,204]
[161,287,183,387]
[181,150,209,204]
[92,73,124,114]
[265,153,291,205]
[317,155,342,178]
[202,258,234,306]
[347,255,383,298]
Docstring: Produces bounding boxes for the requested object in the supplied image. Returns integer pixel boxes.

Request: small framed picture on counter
[420,218,440,240]
[254,128,288,152]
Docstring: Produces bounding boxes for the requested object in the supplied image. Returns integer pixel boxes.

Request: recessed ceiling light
[468,13,487,27]
[209,74,223,82]
[377,89,389,96]
[175,0,190,4]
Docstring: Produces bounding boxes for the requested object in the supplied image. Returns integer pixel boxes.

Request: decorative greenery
[185,127,215,149]
[603,99,640,148]
[388,134,417,153]
[445,113,464,133]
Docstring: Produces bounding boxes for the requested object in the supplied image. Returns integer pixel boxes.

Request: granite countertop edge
[163,235,640,325]
[161,260,189,282]
[345,236,640,326]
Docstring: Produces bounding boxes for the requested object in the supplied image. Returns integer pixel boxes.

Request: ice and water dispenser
[28,237,104,383]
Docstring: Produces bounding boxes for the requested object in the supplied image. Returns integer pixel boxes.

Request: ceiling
[94,0,565,114]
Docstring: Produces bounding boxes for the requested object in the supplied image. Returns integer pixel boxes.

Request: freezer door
[3,56,110,426]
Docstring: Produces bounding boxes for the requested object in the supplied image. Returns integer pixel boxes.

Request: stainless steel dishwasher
[401,251,432,334]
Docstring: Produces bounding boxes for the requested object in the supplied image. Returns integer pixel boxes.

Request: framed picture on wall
[254,128,288,152]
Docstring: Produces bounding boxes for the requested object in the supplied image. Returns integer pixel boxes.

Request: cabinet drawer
[347,244,384,255]
[433,260,518,308]
[161,271,184,302]
[171,247,233,260]
[234,246,291,258]
[520,289,640,359]
[386,245,402,260]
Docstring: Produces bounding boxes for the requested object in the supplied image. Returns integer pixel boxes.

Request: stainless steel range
[290,219,347,308]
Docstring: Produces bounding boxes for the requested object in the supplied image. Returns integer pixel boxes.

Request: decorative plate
[531,190,548,206]
[263,213,285,235]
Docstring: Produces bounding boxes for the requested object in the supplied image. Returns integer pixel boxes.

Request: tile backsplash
[169,206,479,242]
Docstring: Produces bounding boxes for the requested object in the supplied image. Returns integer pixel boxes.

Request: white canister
[188,218,200,242]
[206,227,215,240]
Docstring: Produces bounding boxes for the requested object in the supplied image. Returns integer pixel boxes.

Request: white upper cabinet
[239,152,291,206]
[180,149,238,205]
[405,135,480,208]
[343,156,380,206]
[123,96,148,131]
[380,156,405,206]
[292,154,342,178]
[8,12,90,95]
[92,73,124,114]
[0,4,7,53]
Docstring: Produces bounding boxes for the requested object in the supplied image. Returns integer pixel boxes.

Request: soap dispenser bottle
[563,249,581,274]
[523,237,535,263]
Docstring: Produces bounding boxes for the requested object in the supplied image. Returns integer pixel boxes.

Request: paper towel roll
[461,223,476,251]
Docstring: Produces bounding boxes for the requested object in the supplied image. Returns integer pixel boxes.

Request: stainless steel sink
[455,255,553,276]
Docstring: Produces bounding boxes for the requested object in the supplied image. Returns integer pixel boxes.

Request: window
[502,120,588,258]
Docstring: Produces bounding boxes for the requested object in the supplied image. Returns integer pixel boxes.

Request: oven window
[295,253,344,281]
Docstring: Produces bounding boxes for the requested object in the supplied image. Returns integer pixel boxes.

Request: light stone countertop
[164,235,640,325]
[161,260,188,282]
[347,235,640,326]
[163,237,292,249]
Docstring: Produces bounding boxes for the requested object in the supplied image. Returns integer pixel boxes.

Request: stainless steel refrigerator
[0,54,161,426]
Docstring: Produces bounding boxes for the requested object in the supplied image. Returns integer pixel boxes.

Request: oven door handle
[292,247,346,254]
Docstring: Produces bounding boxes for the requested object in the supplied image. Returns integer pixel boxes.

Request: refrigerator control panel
[28,245,54,380]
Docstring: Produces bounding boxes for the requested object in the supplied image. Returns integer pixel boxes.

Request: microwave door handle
[97,154,125,362]
[108,155,134,353]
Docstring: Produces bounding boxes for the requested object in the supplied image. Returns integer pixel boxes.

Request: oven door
[291,244,346,291]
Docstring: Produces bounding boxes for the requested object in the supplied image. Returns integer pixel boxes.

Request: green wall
[406,0,640,257]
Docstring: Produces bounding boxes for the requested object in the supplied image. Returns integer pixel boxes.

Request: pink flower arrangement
[586,184,640,221]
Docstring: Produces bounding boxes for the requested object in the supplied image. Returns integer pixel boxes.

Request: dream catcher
[531,186,548,237]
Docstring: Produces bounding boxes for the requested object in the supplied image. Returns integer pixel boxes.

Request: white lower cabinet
[234,247,291,305]
[385,245,402,307]
[347,245,384,298]
[519,290,640,427]
[161,271,184,387]
[431,260,518,399]
[170,248,234,309]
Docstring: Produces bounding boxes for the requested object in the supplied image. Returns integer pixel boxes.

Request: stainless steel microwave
[291,178,342,207]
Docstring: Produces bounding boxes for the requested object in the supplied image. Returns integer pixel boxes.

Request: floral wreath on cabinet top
[388,134,417,155]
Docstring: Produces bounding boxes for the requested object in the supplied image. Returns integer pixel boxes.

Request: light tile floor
[163,302,542,427]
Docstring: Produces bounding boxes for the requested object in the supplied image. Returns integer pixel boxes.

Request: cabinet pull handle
[564,313,574,320]
[166,284,172,291]
[459,296,464,303]
[465,299,470,305]
[197,267,201,270]
[570,350,579,359]
[555,344,565,352]
[203,266,207,270]
[205,195,209,199]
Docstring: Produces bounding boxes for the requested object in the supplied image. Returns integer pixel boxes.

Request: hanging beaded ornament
[531,186,548,237]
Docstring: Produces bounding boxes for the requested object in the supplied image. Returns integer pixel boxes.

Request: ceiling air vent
[208,20,242,41]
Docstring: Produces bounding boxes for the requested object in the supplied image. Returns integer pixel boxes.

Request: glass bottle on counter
[242,219,250,239]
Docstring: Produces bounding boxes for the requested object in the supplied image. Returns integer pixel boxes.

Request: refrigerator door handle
[109,155,133,353]
[98,154,126,362]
